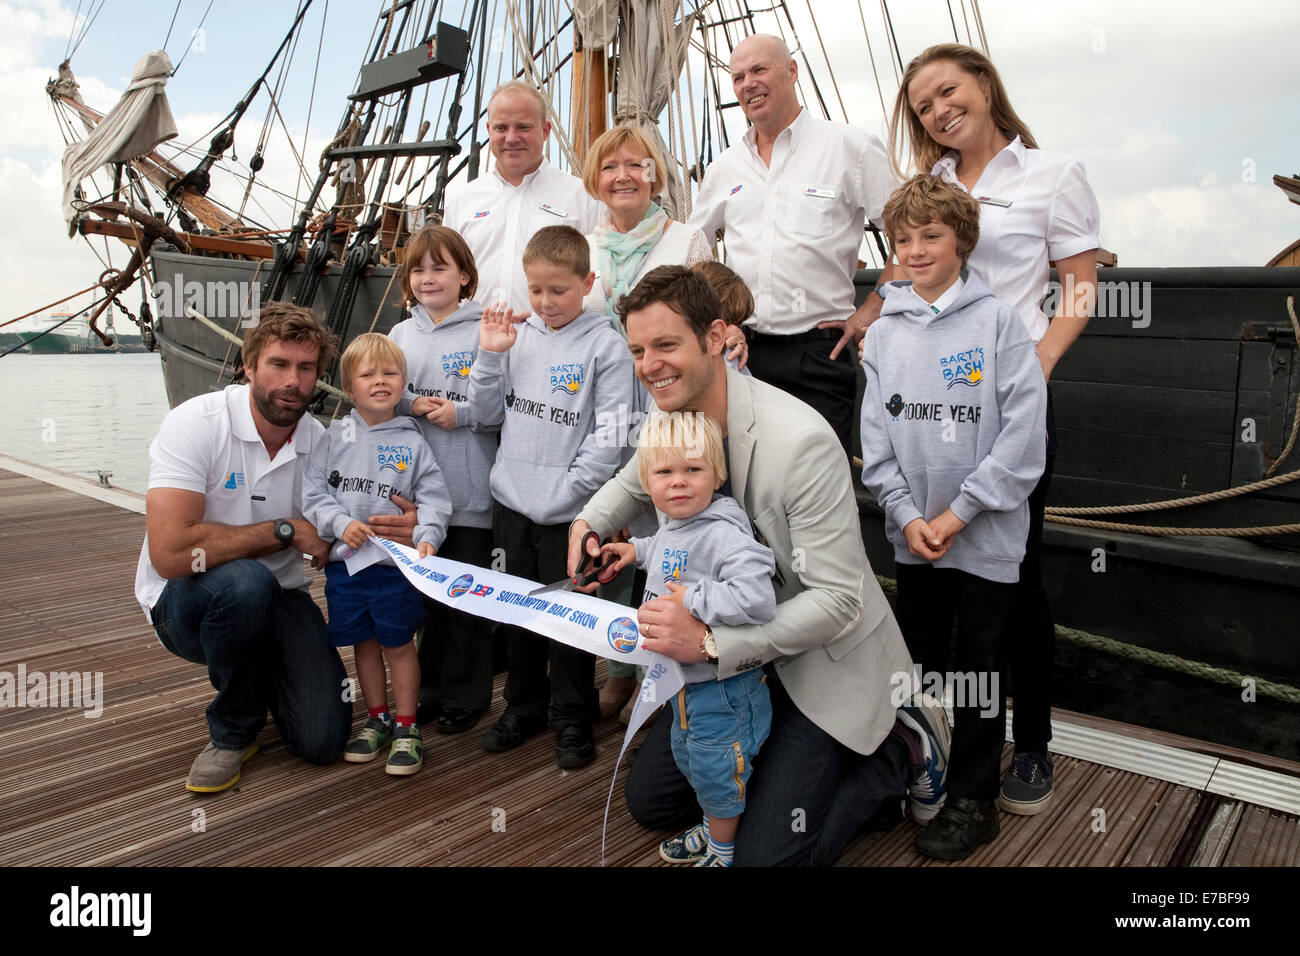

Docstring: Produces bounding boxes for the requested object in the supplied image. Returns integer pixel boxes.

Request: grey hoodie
[632,495,776,682]
[302,410,452,563]
[389,301,496,529]
[467,308,635,525]
[859,270,1046,583]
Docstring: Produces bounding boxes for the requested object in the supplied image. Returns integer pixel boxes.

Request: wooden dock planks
[1,468,1295,867]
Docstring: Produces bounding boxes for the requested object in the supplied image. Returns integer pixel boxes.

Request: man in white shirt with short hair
[442,81,602,312]
[688,34,900,454]
[136,303,415,793]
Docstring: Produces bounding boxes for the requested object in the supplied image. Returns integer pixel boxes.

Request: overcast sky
[2,0,1298,330]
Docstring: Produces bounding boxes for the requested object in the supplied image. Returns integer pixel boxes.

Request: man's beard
[251,381,309,427]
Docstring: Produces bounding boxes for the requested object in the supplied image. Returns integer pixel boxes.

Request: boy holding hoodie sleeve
[389,226,497,736]
[466,224,635,769]
[302,333,452,777]
[860,174,1046,862]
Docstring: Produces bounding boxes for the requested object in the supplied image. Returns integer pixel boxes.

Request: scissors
[529,531,619,595]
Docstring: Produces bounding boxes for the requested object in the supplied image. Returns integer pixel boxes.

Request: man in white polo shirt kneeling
[135,303,412,792]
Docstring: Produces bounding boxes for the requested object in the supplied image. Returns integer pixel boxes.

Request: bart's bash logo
[377,443,412,475]
[661,548,688,581]
[886,394,904,418]
[608,616,638,654]
[447,573,474,598]
[223,472,246,490]
[550,362,585,395]
[940,347,984,389]
[442,349,474,381]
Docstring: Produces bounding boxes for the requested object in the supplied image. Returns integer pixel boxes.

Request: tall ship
[39,1,1300,732]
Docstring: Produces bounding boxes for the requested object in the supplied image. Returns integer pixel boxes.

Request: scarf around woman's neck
[594,202,671,322]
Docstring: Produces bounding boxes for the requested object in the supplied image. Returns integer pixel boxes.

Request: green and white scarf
[594,202,671,330]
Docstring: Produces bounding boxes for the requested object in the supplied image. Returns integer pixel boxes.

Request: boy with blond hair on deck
[302,333,451,775]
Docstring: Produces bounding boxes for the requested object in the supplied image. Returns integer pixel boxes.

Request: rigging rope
[170,0,214,76]
[163,0,183,52]
[854,0,889,122]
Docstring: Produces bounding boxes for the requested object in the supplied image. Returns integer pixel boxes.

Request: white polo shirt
[134,384,325,621]
[443,159,602,312]
[932,137,1100,342]
[687,109,894,335]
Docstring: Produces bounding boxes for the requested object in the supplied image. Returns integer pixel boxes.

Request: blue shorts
[323,562,423,648]
[669,668,771,818]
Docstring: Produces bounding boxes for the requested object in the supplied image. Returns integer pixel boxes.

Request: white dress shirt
[442,160,602,312]
[134,385,324,620]
[687,109,894,335]
[932,137,1100,342]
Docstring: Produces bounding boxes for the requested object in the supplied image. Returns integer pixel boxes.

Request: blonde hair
[340,332,407,390]
[636,410,727,490]
[401,225,478,303]
[890,43,1037,178]
[581,125,670,202]
[883,174,982,264]
[522,225,590,277]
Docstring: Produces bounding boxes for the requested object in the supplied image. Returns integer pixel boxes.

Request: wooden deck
[1,462,1297,867]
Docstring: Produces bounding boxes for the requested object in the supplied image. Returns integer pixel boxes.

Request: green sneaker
[658,824,707,864]
[343,717,392,763]
[386,725,423,776]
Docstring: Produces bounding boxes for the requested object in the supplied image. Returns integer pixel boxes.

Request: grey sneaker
[998,751,1054,815]
[343,717,393,763]
[185,740,258,793]
[385,725,423,776]
[659,824,708,864]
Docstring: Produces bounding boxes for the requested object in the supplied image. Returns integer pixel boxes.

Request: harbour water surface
[0,353,168,493]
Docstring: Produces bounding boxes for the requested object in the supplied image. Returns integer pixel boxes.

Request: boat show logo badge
[447,574,474,598]
[223,471,246,490]
[940,347,985,389]
[441,349,475,382]
[377,443,412,475]
[550,362,585,396]
[608,616,638,654]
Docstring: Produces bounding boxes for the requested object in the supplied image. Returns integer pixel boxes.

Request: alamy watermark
[1042,276,1153,329]
[889,666,1000,718]
[152,271,262,326]
[0,664,103,717]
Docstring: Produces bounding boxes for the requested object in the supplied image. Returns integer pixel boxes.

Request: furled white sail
[61,50,178,231]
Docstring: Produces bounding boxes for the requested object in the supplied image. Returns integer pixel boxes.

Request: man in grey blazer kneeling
[569,265,951,866]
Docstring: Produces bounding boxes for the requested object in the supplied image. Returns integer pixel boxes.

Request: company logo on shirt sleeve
[441,349,475,381]
[377,444,413,475]
[940,347,985,389]
[549,362,585,395]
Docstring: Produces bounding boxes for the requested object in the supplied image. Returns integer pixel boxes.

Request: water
[0,353,169,494]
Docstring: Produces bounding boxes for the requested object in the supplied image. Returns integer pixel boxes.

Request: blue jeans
[152,559,351,762]
[669,669,771,817]
[628,668,911,866]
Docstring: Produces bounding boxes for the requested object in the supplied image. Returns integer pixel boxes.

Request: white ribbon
[366,537,684,864]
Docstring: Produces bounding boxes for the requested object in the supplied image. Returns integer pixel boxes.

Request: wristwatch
[273,518,296,550]
[700,625,718,663]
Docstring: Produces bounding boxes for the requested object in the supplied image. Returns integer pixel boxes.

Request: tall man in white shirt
[687,35,900,453]
[442,81,602,312]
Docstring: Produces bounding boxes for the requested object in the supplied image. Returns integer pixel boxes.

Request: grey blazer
[578,368,914,755]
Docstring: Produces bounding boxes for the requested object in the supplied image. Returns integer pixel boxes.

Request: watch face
[275,519,295,543]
